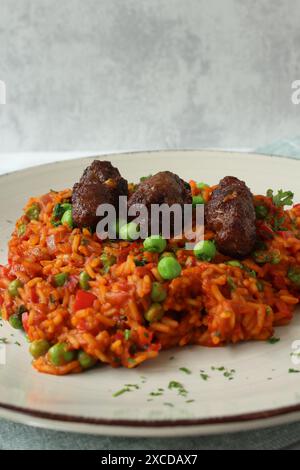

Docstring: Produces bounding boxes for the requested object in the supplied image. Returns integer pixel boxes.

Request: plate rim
[0,148,298,182]
[0,149,299,435]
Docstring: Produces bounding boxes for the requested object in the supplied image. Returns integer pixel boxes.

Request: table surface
[0,148,299,450]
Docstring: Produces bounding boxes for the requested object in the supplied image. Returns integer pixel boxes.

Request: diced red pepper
[22,312,29,333]
[73,290,97,311]
[30,287,39,303]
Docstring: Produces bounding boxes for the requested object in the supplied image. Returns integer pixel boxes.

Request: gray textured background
[0,0,299,152]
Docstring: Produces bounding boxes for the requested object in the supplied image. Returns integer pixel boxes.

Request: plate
[0,150,300,437]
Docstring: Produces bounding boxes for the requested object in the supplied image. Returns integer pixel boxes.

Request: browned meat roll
[128,171,192,235]
[72,160,128,228]
[205,176,256,258]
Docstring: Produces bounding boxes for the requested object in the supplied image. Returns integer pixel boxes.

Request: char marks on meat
[205,176,256,258]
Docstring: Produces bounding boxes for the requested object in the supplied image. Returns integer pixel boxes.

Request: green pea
[119,222,140,241]
[197,182,209,190]
[54,272,68,287]
[255,205,268,220]
[158,257,182,280]
[48,343,76,366]
[79,271,90,290]
[151,282,167,302]
[9,314,23,330]
[61,209,73,228]
[26,204,41,221]
[29,340,51,359]
[192,195,205,207]
[8,279,23,297]
[143,235,167,253]
[194,240,216,261]
[78,351,97,369]
[226,260,243,268]
[17,224,26,237]
[144,303,164,323]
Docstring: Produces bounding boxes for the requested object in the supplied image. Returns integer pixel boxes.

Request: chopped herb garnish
[267,189,294,208]
[179,367,192,375]
[134,258,148,267]
[268,337,280,344]
[17,224,26,237]
[169,356,175,361]
[227,276,236,291]
[140,175,152,183]
[124,329,131,341]
[266,306,272,316]
[256,280,264,292]
[289,368,300,374]
[113,387,131,397]
[288,266,300,287]
[168,381,188,397]
[200,373,209,381]
[124,384,139,390]
[0,337,9,344]
[255,205,269,220]
[14,341,21,346]
[186,399,195,403]
[164,402,174,407]
[273,215,287,232]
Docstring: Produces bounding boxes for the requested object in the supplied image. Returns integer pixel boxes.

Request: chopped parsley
[289,368,300,374]
[179,367,192,375]
[150,390,164,397]
[164,402,174,407]
[227,276,236,291]
[112,388,131,397]
[268,337,280,344]
[113,383,139,397]
[200,373,209,381]
[168,381,188,397]
[267,189,294,208]
[288,266,300,287]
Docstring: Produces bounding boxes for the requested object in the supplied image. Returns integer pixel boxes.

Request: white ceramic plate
[0,150,300,437]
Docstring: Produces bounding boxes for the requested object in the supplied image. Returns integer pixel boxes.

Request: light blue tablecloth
[1,140,300,450]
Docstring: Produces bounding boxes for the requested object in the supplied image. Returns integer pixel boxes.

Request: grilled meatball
[72,160,128,228]
[128,171,192,235]
[205,176,256,258]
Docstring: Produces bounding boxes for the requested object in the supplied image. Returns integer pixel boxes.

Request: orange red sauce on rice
[0,182,299,375]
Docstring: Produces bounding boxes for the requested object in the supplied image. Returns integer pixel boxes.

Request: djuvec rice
[0,177,299,375]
